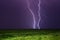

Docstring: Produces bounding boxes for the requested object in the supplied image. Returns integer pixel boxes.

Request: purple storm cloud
[0,0,41,29]
[0,0,60,29]
[40,0,60,29]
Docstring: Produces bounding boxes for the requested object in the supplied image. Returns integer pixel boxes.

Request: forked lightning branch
[26,0,41,29]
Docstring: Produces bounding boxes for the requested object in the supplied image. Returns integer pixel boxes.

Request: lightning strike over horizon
[26,0,41,29]
[26,0,36,29]
[37,0,41,29]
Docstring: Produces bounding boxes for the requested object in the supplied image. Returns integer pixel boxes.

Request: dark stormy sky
[40,0,60,29]
[0,0,60,29]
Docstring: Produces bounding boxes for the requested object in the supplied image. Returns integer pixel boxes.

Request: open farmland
[0,30,60,40]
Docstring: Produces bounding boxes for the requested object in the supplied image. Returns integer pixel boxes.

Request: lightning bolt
[26,0,36,29]
[37,0,41,29]
[26,0,41,29]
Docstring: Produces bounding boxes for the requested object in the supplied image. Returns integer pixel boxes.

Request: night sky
[40,0,60,29]
[0,0,60,29]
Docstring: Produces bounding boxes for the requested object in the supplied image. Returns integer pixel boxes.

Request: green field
[0,30,60,40]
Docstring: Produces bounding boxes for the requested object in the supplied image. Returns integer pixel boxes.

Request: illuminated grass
[1,35,58,40]
[2,35,54,40]
[0,30,60,40]
[3,35,40,40]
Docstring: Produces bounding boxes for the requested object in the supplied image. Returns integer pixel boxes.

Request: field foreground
[0,30,60,40]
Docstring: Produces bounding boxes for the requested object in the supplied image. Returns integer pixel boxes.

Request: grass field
[0,30,60,40]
